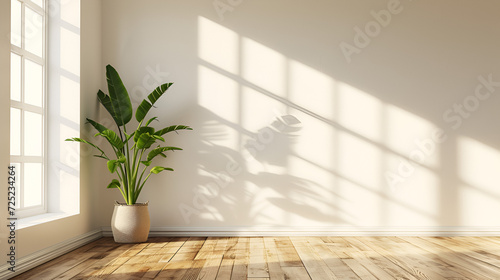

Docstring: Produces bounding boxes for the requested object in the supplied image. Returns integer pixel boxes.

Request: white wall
[93,0,500,231]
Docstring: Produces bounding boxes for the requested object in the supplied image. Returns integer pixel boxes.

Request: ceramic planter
[111,202,150,243]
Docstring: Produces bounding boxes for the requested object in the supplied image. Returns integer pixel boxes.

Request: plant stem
[122,125,133,205]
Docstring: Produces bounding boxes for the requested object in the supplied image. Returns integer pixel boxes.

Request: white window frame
[10,0,48,218]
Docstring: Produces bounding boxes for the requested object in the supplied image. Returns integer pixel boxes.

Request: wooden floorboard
[10,236,500,279]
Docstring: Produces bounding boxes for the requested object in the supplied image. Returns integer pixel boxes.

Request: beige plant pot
[111,202,150,243]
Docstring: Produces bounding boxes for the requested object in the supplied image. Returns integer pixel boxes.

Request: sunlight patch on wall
[47,0,80,215]
[289,108,335,170]
[59,76,79,123]
[198,65,239,122]
[458,137,500,226]
[60,27,80,76]
[241,86,286,132]
[336,177,382,226]
[386,104,440,168]
[198,17,239,74]
[197,65,239,149]
[289,61,335,120]
[386,166,439,226]
[287,156,337,221]
[338,131,382,188]
[58,124,79,165]
[242,38,286,97]
[337,83,382,142]
[59,169,79,213]
[60,0,80,28]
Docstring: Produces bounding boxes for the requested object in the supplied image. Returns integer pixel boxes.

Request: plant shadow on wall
[182,107,354,225]
[176,12,500,228]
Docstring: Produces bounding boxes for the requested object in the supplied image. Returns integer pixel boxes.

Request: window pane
[31,0,43,9]
[10,53,21,101]
[11,0,21,47]
[24,59,43,107]
[25,7,43,57]
[24,111,42,156]
[9,163,21,209]
[24,163,42,207]
[10,108,21,156]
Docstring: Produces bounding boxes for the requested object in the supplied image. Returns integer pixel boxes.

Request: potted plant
[67,65,192,243]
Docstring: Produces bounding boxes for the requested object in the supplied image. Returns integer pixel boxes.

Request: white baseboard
[0,229,102,280]
[101,226,500,237]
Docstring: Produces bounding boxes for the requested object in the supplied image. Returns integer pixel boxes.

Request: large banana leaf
[106,65,132,126]
[135,83,173,122]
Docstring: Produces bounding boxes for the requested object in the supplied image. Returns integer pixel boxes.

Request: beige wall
[93,0,500,230]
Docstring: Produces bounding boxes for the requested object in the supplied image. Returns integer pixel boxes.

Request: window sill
[18,212,76,229]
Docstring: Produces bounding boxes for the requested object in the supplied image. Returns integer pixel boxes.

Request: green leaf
[117,155,126,163]
[141,160,152,166]
[155,125,193,136]
[106,65,133,126]
[94,155,108,160]
[124,132,135,143]
[145,117,158,127]
[66,137,108,159]
[147,146,182,161]
[133,126,155,143]
[96,90,121,127]
[136,100,152,123]
[107,160,120,173]
[96,129,124,149]
[135,83,173,122]
[107,179,120,189]
[136,133,156,149]
[86,118,109,133]
[151,134,165,142]
[148,83,172,104]
[150,166,173,174]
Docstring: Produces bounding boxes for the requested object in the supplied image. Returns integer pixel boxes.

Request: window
[10,0,47,217]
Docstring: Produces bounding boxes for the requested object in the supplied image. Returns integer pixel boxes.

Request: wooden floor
[10,236,500,279]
